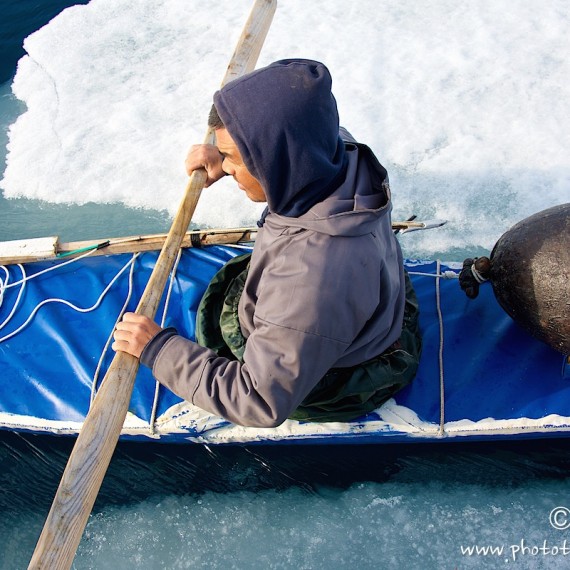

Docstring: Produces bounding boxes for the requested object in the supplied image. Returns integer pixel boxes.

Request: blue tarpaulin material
[0,246,237,424]
[0,246,567,444]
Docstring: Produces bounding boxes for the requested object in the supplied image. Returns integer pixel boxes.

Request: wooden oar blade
[223,0,277,84]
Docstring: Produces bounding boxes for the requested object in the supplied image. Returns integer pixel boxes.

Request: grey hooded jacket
[141,60,405,427]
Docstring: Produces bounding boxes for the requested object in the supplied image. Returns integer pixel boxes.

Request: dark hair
[208,104,225,129]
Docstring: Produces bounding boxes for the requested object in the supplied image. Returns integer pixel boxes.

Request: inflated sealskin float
[460,203,569,357]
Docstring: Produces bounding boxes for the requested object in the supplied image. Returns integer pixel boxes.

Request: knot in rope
[459,256,491,299]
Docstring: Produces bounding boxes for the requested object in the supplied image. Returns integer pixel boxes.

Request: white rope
[90,253,139,405]
[407,269,458,279]
[0,265,26,331]
[225,243,253,250]
[470,263,488,284]
[406,264,449,435]
[0,246,177,433]
[1,248,97,289]
[435,259,446,436]
[0,265,10,307]
[148,248,183,434]
[0,250,98,336]
[0,252,138,344]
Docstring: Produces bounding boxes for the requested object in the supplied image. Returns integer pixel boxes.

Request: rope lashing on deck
[1,248,97,297]
[148,248,183,434]
[0,250,138,343]
[458,256,491,299]
[0,249,137,343]
[90,253,140,405]
[408,262,450,437]
[0,264,26,332]
[0,248,184,434]
[87,249,182,434]
[435,260,446,436]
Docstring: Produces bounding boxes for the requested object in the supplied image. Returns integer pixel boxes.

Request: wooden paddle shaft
[28,1,277,568]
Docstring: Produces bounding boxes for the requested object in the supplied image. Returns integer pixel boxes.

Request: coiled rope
[0,251,102,335]
[0,249,133,343]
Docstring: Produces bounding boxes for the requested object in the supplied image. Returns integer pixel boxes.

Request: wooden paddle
[28,1,277,568]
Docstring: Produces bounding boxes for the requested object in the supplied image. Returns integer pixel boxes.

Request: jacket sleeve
[146,322,350,428]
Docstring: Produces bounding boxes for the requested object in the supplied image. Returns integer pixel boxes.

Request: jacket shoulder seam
[254,315,351,346]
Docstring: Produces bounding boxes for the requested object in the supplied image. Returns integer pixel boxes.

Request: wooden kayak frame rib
[0,221,436,265]
[58,227,257,258]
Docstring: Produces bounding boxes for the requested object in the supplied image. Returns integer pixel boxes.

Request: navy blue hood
[213,59,347,218]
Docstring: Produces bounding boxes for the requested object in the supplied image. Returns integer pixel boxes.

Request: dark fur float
[460,203,569,355]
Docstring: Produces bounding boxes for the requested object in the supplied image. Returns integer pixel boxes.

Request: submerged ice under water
[4,433,570,570]
[0,1,570,568]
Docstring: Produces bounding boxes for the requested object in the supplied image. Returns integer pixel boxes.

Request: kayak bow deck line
[27,1,277,568]
[0,220,447,265]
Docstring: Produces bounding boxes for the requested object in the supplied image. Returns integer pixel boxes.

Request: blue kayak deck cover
[0,246,567,444]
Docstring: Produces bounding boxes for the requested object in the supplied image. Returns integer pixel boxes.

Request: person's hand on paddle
[112,313,163,358]
[186,143,226,187]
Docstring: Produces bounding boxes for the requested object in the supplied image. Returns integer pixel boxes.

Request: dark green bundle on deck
[196,253,252,362]
[196,253,422,422]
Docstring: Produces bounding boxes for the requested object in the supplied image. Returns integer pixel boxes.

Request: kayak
[0,228,567,446]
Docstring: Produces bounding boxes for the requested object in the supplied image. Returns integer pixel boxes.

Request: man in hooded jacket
[113,59,421,428]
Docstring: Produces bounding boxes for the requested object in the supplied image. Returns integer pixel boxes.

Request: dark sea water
[0,0,89,85]
[4,431,570,569]
[1,2,570,569]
